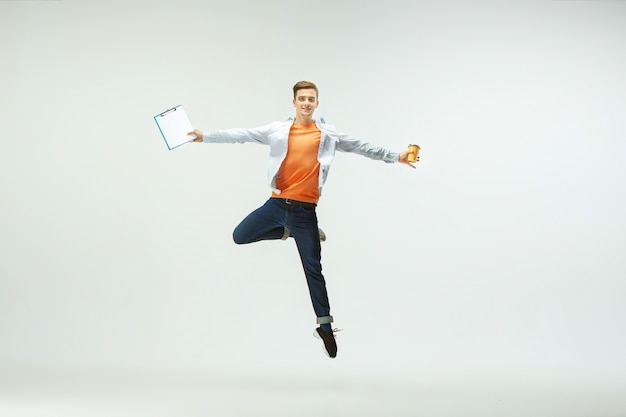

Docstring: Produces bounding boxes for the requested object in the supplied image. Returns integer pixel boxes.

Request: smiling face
[293,88,319,124]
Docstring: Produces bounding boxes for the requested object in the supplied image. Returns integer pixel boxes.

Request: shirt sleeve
[202,122,280,145]
[335,133,399,163]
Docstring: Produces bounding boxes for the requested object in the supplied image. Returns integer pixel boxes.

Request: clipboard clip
[159,107,178,117]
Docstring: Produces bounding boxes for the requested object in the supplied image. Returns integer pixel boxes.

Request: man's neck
[294,115,314,125]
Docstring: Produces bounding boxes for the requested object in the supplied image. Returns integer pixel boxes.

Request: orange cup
[408,144,420,162]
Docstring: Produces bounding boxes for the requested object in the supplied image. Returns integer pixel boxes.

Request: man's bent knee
[232,229,246,245]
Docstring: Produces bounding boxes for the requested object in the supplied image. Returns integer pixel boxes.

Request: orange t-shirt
[271,123,321,204]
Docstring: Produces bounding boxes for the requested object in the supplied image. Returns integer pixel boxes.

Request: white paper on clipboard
[154,105,195,150]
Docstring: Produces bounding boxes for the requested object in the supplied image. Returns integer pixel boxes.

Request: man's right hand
[188,129,203,142]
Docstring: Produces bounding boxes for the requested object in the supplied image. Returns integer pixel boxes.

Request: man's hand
[398,149,418,169]
[188,129,203,142]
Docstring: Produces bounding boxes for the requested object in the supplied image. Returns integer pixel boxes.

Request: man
[189,81,417,358]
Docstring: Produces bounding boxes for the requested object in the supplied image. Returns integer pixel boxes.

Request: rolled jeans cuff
[316,315,334,325]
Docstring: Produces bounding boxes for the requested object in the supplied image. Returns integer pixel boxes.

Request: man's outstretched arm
[187,123,279,145]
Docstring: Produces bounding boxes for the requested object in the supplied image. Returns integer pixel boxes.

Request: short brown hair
[293,80,319,99]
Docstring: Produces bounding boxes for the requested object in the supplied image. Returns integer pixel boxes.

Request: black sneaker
[314,327,338,358]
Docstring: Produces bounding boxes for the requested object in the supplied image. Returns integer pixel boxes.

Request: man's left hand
[398,150,418,169]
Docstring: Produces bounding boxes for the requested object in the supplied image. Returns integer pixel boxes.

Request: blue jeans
[232,198,333,325]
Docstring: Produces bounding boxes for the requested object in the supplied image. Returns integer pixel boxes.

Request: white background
[1,1,625,415]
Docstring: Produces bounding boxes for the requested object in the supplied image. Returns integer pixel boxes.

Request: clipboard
[154,105,195,150]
